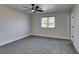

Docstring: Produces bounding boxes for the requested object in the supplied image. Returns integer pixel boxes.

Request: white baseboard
[31,34,70,40]
[0,34,70,46]
[0,34,31,46]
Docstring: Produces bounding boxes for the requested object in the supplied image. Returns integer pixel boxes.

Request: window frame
[41,16,56,29]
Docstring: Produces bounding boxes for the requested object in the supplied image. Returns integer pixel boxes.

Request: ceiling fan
[23,4,43,13]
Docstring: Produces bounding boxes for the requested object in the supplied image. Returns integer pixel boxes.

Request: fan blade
[25,10,31,11]
[23,6,31,10]
[36,10,43,12]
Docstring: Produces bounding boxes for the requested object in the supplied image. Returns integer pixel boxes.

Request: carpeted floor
[0,36,78,54]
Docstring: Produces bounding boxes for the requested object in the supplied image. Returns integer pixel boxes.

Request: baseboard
[0,34,31,46]
[31,34,70,40]
[0,34,70,46]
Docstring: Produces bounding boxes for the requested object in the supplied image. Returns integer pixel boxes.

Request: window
[41,17,55,28]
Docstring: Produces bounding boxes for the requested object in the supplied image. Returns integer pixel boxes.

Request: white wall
[31,11,71,39]
[71,5,79,53]
[0,5,31,46]
[0,5,71,46]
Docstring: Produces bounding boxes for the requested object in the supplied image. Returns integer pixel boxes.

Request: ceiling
[6,4,74,14]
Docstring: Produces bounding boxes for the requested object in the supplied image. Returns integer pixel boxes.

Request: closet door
[71,5,79,51]
[71,5,79,52]
[74,13,79,46]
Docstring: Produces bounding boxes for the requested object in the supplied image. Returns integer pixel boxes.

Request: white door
[71,5,79,52]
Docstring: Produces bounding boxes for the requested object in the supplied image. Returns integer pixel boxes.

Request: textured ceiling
[6,4,74,14]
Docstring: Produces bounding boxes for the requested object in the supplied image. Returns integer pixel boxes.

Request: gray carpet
[0,36,78,54]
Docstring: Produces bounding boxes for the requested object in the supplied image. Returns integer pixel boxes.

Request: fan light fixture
[31,10,35,12]
[23,4,43,13]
